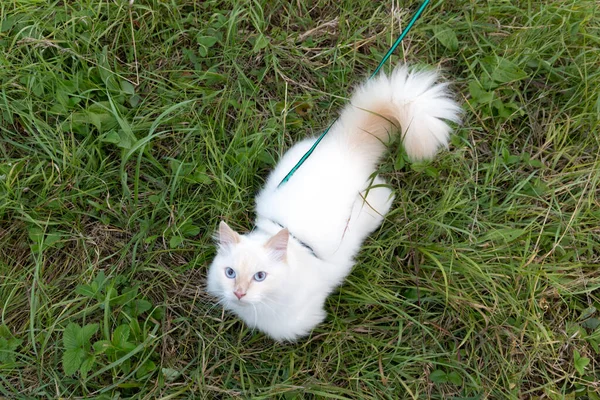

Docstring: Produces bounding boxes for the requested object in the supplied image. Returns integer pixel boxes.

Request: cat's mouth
[230,296,251,306]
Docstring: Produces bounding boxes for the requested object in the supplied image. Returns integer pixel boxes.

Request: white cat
[207,65,461,341]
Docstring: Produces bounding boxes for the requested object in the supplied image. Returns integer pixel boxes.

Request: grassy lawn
[1,0,599,398]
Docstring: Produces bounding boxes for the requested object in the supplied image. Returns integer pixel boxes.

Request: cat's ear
[264,228,289,262]
[219,221,240,247]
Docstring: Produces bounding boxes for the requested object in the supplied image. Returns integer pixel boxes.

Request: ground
[0,0,599,398]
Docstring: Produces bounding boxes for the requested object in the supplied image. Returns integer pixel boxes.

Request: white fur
[207,65,461,341]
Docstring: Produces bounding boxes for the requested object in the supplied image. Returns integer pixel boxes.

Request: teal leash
[277,0,431,188]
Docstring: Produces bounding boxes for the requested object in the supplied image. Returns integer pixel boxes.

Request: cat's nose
[234,290,246,300]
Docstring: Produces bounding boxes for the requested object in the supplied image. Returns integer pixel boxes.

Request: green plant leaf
[121,341,137,352]
[588,337,600,354]
[582,318,600,331]
[253,34,269,53]
[181,222,200,237]
[94,271,107,288]
[162,367,180,381]
[136,360,157,379]
[102,130,121,144]
[63,323,82,350]
[75,284,97,299]
[432,25,459,51]
[63,347,85,376]
[126,299,152,317]
[527,159,544,168]
[580,306,597,320]
[112,325,131,348]
[574,349,590,375]
[7,337,21,351]
[0,328,21,363]
[430,369,447,383]
[588,389,600,400]
[121,358,132,374]
[79,323,99,347]
[93,340,112,354]
[190,170,212,184]
[197,35,218,48]
[44,232,62,248]
[169,235,183,248]
[110,286,138,306]
[394,149,406,170]
[0,338,11,363]
[86,111,117,133]
[447,371,462,385]
[101,130,133,150]
[424,165,439,178]
[485,56,527,84]
[468,81,494,104]
[0,325,20,346]
[1,15,19,32]
[129,94,141,108]
[75,273,107,300]
[28,226,43,244]
[120,80,136,95]
[80,354,96,378]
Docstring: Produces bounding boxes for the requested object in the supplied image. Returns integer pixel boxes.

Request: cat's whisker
[251,303,259,325]
[256,298,280,316]
[260,295,288,311]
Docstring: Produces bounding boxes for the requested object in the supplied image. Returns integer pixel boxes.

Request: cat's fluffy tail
[333,65,461,163]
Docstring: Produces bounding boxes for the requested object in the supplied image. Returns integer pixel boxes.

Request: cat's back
[256,138,373,260]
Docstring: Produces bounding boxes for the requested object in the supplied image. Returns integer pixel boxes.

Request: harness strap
[259,219,320,259]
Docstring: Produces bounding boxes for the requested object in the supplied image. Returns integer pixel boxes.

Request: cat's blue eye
[253,271,267,282]
[225,267,236,279]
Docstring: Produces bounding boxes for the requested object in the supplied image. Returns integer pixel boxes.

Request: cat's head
[206,221,289,307]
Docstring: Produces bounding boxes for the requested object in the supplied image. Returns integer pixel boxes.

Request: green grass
[1,0,599,398]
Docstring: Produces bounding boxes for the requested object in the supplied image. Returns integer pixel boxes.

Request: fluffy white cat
[207,65,461,341]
